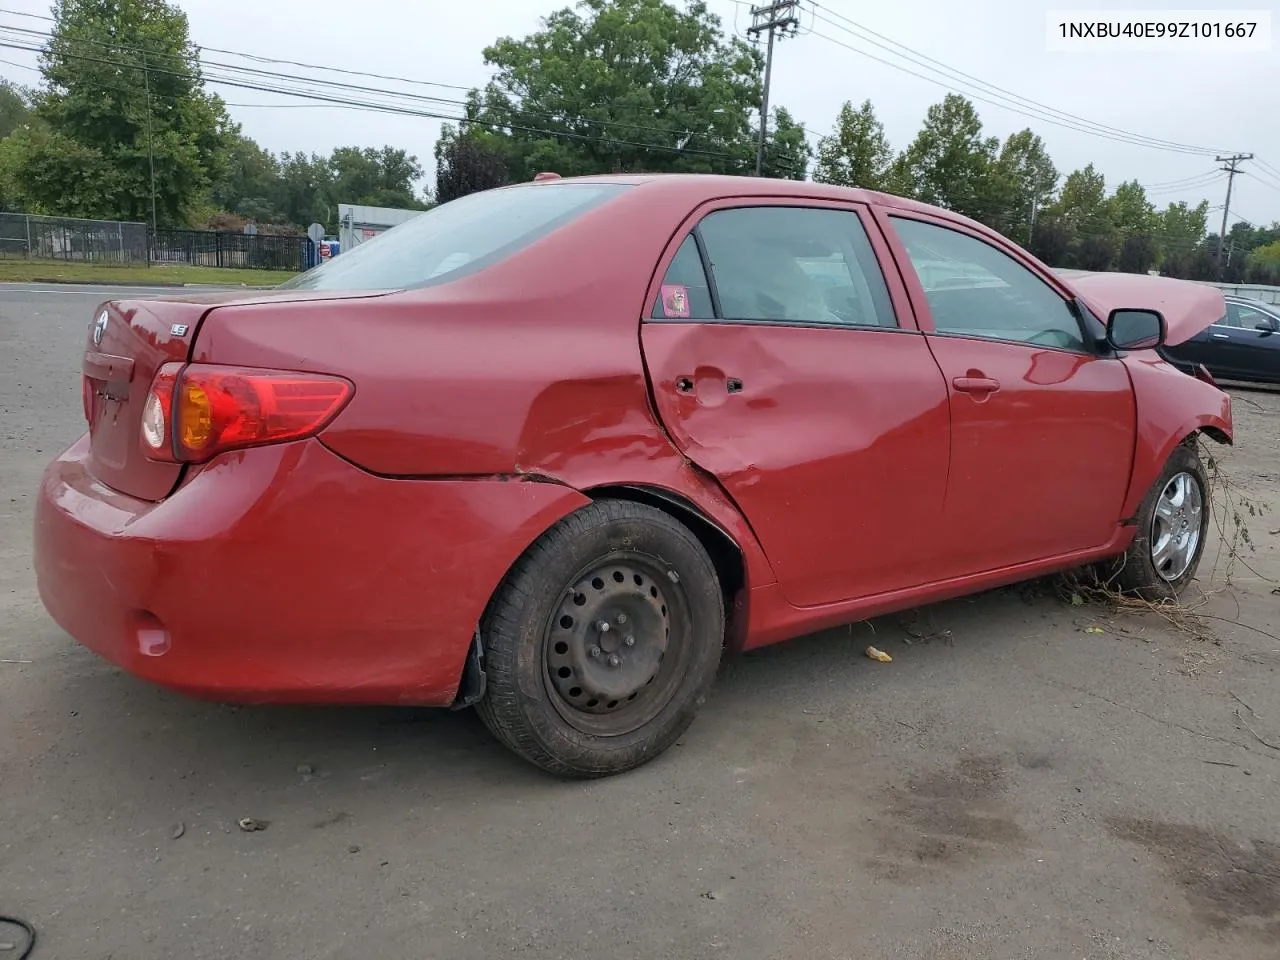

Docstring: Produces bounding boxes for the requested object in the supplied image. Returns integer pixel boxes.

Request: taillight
[140,363,353,463]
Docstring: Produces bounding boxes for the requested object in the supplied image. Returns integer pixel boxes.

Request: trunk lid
[82,288,385,501]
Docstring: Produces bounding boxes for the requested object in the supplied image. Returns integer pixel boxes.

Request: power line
[1243,172,1280,197]
[0,19,779,158]
[0,36,763,168]
[806,4,1240,157]
[1143,169,1223,190]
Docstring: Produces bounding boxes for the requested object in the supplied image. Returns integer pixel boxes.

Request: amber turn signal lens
[141,363,353,463]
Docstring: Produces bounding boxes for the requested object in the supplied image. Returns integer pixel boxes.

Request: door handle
[952,376,1000,394]
[1211,333,1230,340]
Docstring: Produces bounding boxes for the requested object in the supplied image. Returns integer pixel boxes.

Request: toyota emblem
[92,310,108,346]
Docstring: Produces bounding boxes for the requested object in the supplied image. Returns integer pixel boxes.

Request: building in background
[337,203,424,252]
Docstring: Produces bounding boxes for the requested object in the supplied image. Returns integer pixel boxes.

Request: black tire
[1105,442,1209,601]
[475,500,724,779]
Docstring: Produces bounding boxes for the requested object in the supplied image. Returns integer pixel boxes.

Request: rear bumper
[34,434,590,705]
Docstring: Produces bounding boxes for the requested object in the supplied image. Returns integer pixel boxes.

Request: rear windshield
[281,182,629,292]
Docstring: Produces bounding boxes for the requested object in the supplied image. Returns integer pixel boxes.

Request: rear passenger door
[639,200,952,608]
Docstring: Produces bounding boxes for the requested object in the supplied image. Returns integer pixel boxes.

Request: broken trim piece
[451,628,488,709]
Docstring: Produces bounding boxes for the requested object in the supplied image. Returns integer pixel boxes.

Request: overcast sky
[2,0,1278,227]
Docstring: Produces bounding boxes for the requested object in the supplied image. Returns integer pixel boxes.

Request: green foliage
[989,129,1057,243]
[434,124,510,203]
[813,99,891,190]
[210,131,284,222]
[330,146,426,209]
[895,94,1000,221]
[459,0,806,179]
[16,0,234,225]
[0,80,35,140]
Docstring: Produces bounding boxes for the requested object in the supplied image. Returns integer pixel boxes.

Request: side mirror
[1106,308,1166,351]
[1255,318,1279,334]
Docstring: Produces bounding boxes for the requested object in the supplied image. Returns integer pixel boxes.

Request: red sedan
[35,174,1232,778]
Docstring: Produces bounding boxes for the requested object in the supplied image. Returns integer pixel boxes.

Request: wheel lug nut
[588,645,601,658]
[616,613,628,625]
[624,635,635,647]
[596,620,611,633]
[608,654,621,667]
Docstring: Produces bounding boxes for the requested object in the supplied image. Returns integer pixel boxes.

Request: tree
[276,151,333,229]
[12,0,233,225]
[1155,200,1210,274]
[896,94,999,222]
[1026,213,1072,266]
[1050,165,1117,269]
[1117,234,1157,274]
[762,107,810,180]
[813,99,891,190]
[210,130,283,223]
[1054,164,1108,227]
[329,146,426,209]
[456,0,786,179]
[1106,180,1156,238]
[435,124,510,203]
[989,128,1057,244]
[0,80,35,139]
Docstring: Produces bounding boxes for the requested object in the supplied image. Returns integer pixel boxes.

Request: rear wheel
[476,500,724,778]
[1106,443,1209,601]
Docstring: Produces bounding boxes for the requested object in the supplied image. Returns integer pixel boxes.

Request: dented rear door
[639,199,951,609]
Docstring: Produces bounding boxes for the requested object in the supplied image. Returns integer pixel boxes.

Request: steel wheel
[543,555,688,737]
[475,499,724,778]
[1150,470,1203,582]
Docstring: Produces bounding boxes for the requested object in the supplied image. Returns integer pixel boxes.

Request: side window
[650,235,715,319]
[890,217,1087,352]
[695,206,897,327]
[1237,306,1277,329]
[1220,303,1245,328]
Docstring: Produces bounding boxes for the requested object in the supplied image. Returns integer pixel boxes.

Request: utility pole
[143,53,158,238]
[746,0,799,177]
[1214,152,1252,277]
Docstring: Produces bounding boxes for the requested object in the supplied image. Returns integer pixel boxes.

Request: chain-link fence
[0,212,148,263]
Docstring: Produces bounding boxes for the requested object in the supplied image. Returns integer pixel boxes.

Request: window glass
[694,206,896,327]
[281,182,629,291]
[651,236,715,319]
[1221,304,1245,328]
[891,217,1086,351]
[1238,305,1278,328]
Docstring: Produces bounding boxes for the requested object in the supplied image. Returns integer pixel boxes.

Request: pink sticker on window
[660,284,691,319]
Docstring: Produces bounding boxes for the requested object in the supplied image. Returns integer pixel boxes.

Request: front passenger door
[884,213,1137,578]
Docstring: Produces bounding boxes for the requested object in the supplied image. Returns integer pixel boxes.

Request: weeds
[1053,435,1277,659]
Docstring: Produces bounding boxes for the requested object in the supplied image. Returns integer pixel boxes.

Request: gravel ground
[2,284,1278,960]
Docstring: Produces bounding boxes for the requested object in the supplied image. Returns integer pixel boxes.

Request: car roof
[1226,295,1279,310]
[537,172,987,231]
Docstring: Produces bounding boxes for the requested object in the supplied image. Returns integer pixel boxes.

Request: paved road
[2,285,1278,960]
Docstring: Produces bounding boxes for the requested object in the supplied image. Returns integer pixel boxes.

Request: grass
[0,258,297,287]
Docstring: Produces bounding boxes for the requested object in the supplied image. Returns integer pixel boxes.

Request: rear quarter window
[282,182,629,292]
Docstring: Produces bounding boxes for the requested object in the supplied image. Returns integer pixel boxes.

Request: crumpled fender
[1119,353,1232,520]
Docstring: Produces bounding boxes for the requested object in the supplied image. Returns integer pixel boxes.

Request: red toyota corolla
[35,174,1232,778]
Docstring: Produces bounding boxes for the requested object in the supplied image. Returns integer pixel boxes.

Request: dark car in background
[1161,295,1280,386]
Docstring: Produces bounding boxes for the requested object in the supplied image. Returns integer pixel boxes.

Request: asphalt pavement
[2,283,1278,960]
